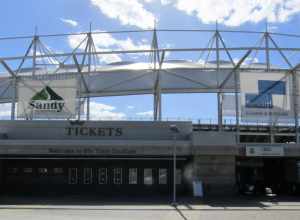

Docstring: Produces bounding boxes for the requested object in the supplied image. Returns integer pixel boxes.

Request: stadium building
[0,28,300,197]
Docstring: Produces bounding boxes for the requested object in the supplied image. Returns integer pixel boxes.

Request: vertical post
[32,36,37,76]
[87,24,92,121]
[32,27,38,76]
[265,31,274,142]
[216,26,222,131]
[170,124,179,205]
[158,91,162,121]
[217,94,222,129]
[77,98,81,120]
[86,94,90,121]
[293,71,299,143]
[11,77,16,120]
[152,27,161,121]
[172,133,177,205]
[265,20,270,72]
[77,50,84,120]
[234,69,240,143]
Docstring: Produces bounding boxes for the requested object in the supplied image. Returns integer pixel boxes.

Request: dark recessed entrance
[236,157,299,195]
[0,157,189,196]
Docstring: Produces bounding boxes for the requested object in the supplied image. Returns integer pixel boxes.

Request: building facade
[0,120,299,196]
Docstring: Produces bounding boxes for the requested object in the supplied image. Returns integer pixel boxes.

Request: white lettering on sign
[246,146,284,157]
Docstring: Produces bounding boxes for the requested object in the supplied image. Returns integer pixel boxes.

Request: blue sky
[1,0,300,121]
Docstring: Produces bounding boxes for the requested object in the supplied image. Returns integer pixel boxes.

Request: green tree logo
[31,86,63,101]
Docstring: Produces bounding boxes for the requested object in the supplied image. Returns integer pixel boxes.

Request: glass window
[176,169,182,185]
[98,168,107,184]
[8,168,18,174]
[53,168,64,174]
[159,168,167,184]
[113,168,122,184]
[144,168,153,185]
[68,168,78,184]
[129,168,138,184]
[38,168,48,174]
[84,168,93,184]
[23,168,33,174]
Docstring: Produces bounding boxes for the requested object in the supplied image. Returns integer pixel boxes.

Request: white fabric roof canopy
[0,61,239,103]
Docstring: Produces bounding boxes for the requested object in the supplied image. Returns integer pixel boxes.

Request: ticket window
[53,168,64,175]
[7,168,19,175]
[159,168,167,184]
[23,168,33,174]
[68,168,78,184]
[113,168,122,184]
[38,168,48,176]
[129,168,138,184]
[83,168,93,184]
[144,168,153,186]
[98,168,108,184]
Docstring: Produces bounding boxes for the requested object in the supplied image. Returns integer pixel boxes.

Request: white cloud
[60,18,79,27]
[34,51,60,65]
[67,30,150,63]
[89,101,126,120]
[167,0,300,26]
[160,0,172,5]
[233,57,259,65]
[0,103,11,119]
[0,102,125,120]
[127,105,135,109]
[136,110,153,117]
[90,0,156,29]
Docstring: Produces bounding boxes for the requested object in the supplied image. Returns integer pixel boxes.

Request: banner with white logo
[222,71,297,123]
[17,78,77,119]
[240,71,293,123]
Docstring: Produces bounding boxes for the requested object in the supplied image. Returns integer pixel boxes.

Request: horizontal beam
[1,29,300,41]
[0,88,236,104]
[2,47,300,61]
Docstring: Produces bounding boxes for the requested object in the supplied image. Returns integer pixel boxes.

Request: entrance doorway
[236,157,298,195]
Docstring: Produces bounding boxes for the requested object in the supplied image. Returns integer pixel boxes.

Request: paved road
[1,196,300,220]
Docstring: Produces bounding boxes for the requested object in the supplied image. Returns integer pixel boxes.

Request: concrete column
[193,155,236,196]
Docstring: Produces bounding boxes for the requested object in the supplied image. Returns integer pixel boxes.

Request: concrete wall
[193,155,236,196]
[0,120,192,141]
[0,139,192,156]
[192,131,236,146]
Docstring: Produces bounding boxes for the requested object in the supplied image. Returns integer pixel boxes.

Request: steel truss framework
[1,27,300,143]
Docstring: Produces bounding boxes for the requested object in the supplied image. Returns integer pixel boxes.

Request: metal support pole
[170,124,179,206]
[234,70,240,143]
[172,133,177,205]
[77,98,81,120]
[152,29,161,121]
[87,97,90,121]
[11,77,16,120]
[158,92,162,121]
[265,32,270,71]
[157,51,165,121]
[77,75,82,121]
[265,33,272,141]
[292,71,299,143]
[217,93,222,129]
[32,36,38,76]
[216,31,222,131]
[87,31,92,121]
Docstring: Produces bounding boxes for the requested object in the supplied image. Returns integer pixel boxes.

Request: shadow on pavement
[0,193,300,211]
